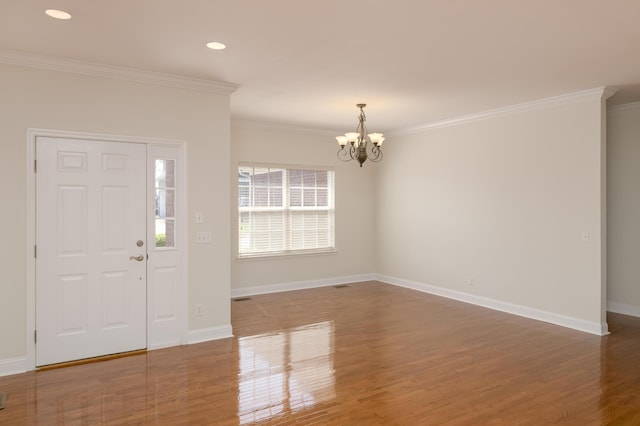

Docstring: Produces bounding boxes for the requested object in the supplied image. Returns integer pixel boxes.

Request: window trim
[237,162,336,259]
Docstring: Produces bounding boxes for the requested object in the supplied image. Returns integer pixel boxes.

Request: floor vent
[334,285,349,289]
[233,297,252,302]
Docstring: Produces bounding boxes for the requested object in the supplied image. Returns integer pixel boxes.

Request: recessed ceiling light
[45,9,72,20]
[206,41,226,50]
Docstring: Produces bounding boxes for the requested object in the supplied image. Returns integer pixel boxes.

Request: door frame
[26,128,188,371]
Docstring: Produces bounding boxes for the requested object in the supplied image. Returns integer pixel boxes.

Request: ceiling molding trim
[391,86,614,136]
[602,87,619,100]
[608,101,640,115]
[231,119,337,137]
[0,49,239,95]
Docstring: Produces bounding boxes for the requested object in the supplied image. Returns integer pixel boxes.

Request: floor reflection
[238,321,335,424]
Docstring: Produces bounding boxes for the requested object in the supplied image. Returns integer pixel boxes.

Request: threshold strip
[37,349,147,371]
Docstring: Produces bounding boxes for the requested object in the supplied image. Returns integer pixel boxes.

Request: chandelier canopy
[336,104,385,167]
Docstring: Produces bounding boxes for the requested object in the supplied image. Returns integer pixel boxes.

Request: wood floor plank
[1,281,639,424]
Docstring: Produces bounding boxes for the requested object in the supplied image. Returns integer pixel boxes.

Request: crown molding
[0,49,239,95]
[608,101,640,114]
[391,86,617,136]
[602,86,619,100]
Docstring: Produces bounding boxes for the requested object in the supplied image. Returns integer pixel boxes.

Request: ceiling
[2,0,640,133]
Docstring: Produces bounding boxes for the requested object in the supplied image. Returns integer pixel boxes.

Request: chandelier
[335,103,385,167]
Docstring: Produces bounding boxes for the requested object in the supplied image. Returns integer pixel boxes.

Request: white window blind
[238,165,335,257]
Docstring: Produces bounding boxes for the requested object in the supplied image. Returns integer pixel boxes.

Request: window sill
[236,248,338,261]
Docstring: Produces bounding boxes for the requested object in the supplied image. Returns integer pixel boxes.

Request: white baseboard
[376,274,609,336]
[607,301,640,318]
[0,357,27,377]
[187,325,234,345]
[230,273,376,298]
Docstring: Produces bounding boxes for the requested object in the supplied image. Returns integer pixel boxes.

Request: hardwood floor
[1,281,640,425]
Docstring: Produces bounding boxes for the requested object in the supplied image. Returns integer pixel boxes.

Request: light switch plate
[195,231,212,243]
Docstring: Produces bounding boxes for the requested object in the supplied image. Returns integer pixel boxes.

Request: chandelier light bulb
[368,133,384,145]
[345,133,359,144]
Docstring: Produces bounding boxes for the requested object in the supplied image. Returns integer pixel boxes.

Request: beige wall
[230,123,376,290]
[607,103,640,313]
[376,93,607,329]
[0,61,622,366]
[0,63,232,361]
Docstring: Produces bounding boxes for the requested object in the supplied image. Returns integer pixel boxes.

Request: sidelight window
[155,159,176,248]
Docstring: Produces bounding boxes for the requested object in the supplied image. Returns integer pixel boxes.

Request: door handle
[129,254,145,262]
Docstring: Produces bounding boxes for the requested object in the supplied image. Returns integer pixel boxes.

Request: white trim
[607,301,640,318]
[27,127,187,146]
[181,146,190,345]
[237,161,335,172]
[377,274,609,336]
[187,325,234,345]
[230,274,376,298]
[0,49,238,95]
[236,248,338,261]
[391,86,618,136]
[25,132,36,371]
[230,274,609,336]
[26,128,189,372]
[0,357,27,377]
[608,101,640,114]
[601,86,620,100]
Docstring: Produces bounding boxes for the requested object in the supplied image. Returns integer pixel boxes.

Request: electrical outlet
[195,231,212,243]
[196,304,204,316]
[468,275,475,286]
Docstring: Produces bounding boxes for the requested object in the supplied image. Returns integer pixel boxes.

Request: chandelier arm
[368,147,383,162]
[336,149,349,162]
[349,144,358,160]
[337,145,357,162]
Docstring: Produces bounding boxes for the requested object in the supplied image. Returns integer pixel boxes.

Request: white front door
[35,137,147,366]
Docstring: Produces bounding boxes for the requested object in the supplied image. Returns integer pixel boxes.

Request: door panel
[58,274,88,335]
[36,137,147,366]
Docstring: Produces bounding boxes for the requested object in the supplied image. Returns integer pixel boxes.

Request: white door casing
[35,137,148,366]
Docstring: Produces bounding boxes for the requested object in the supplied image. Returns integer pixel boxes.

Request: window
[238,164,335,257]
[155,159,176,248]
